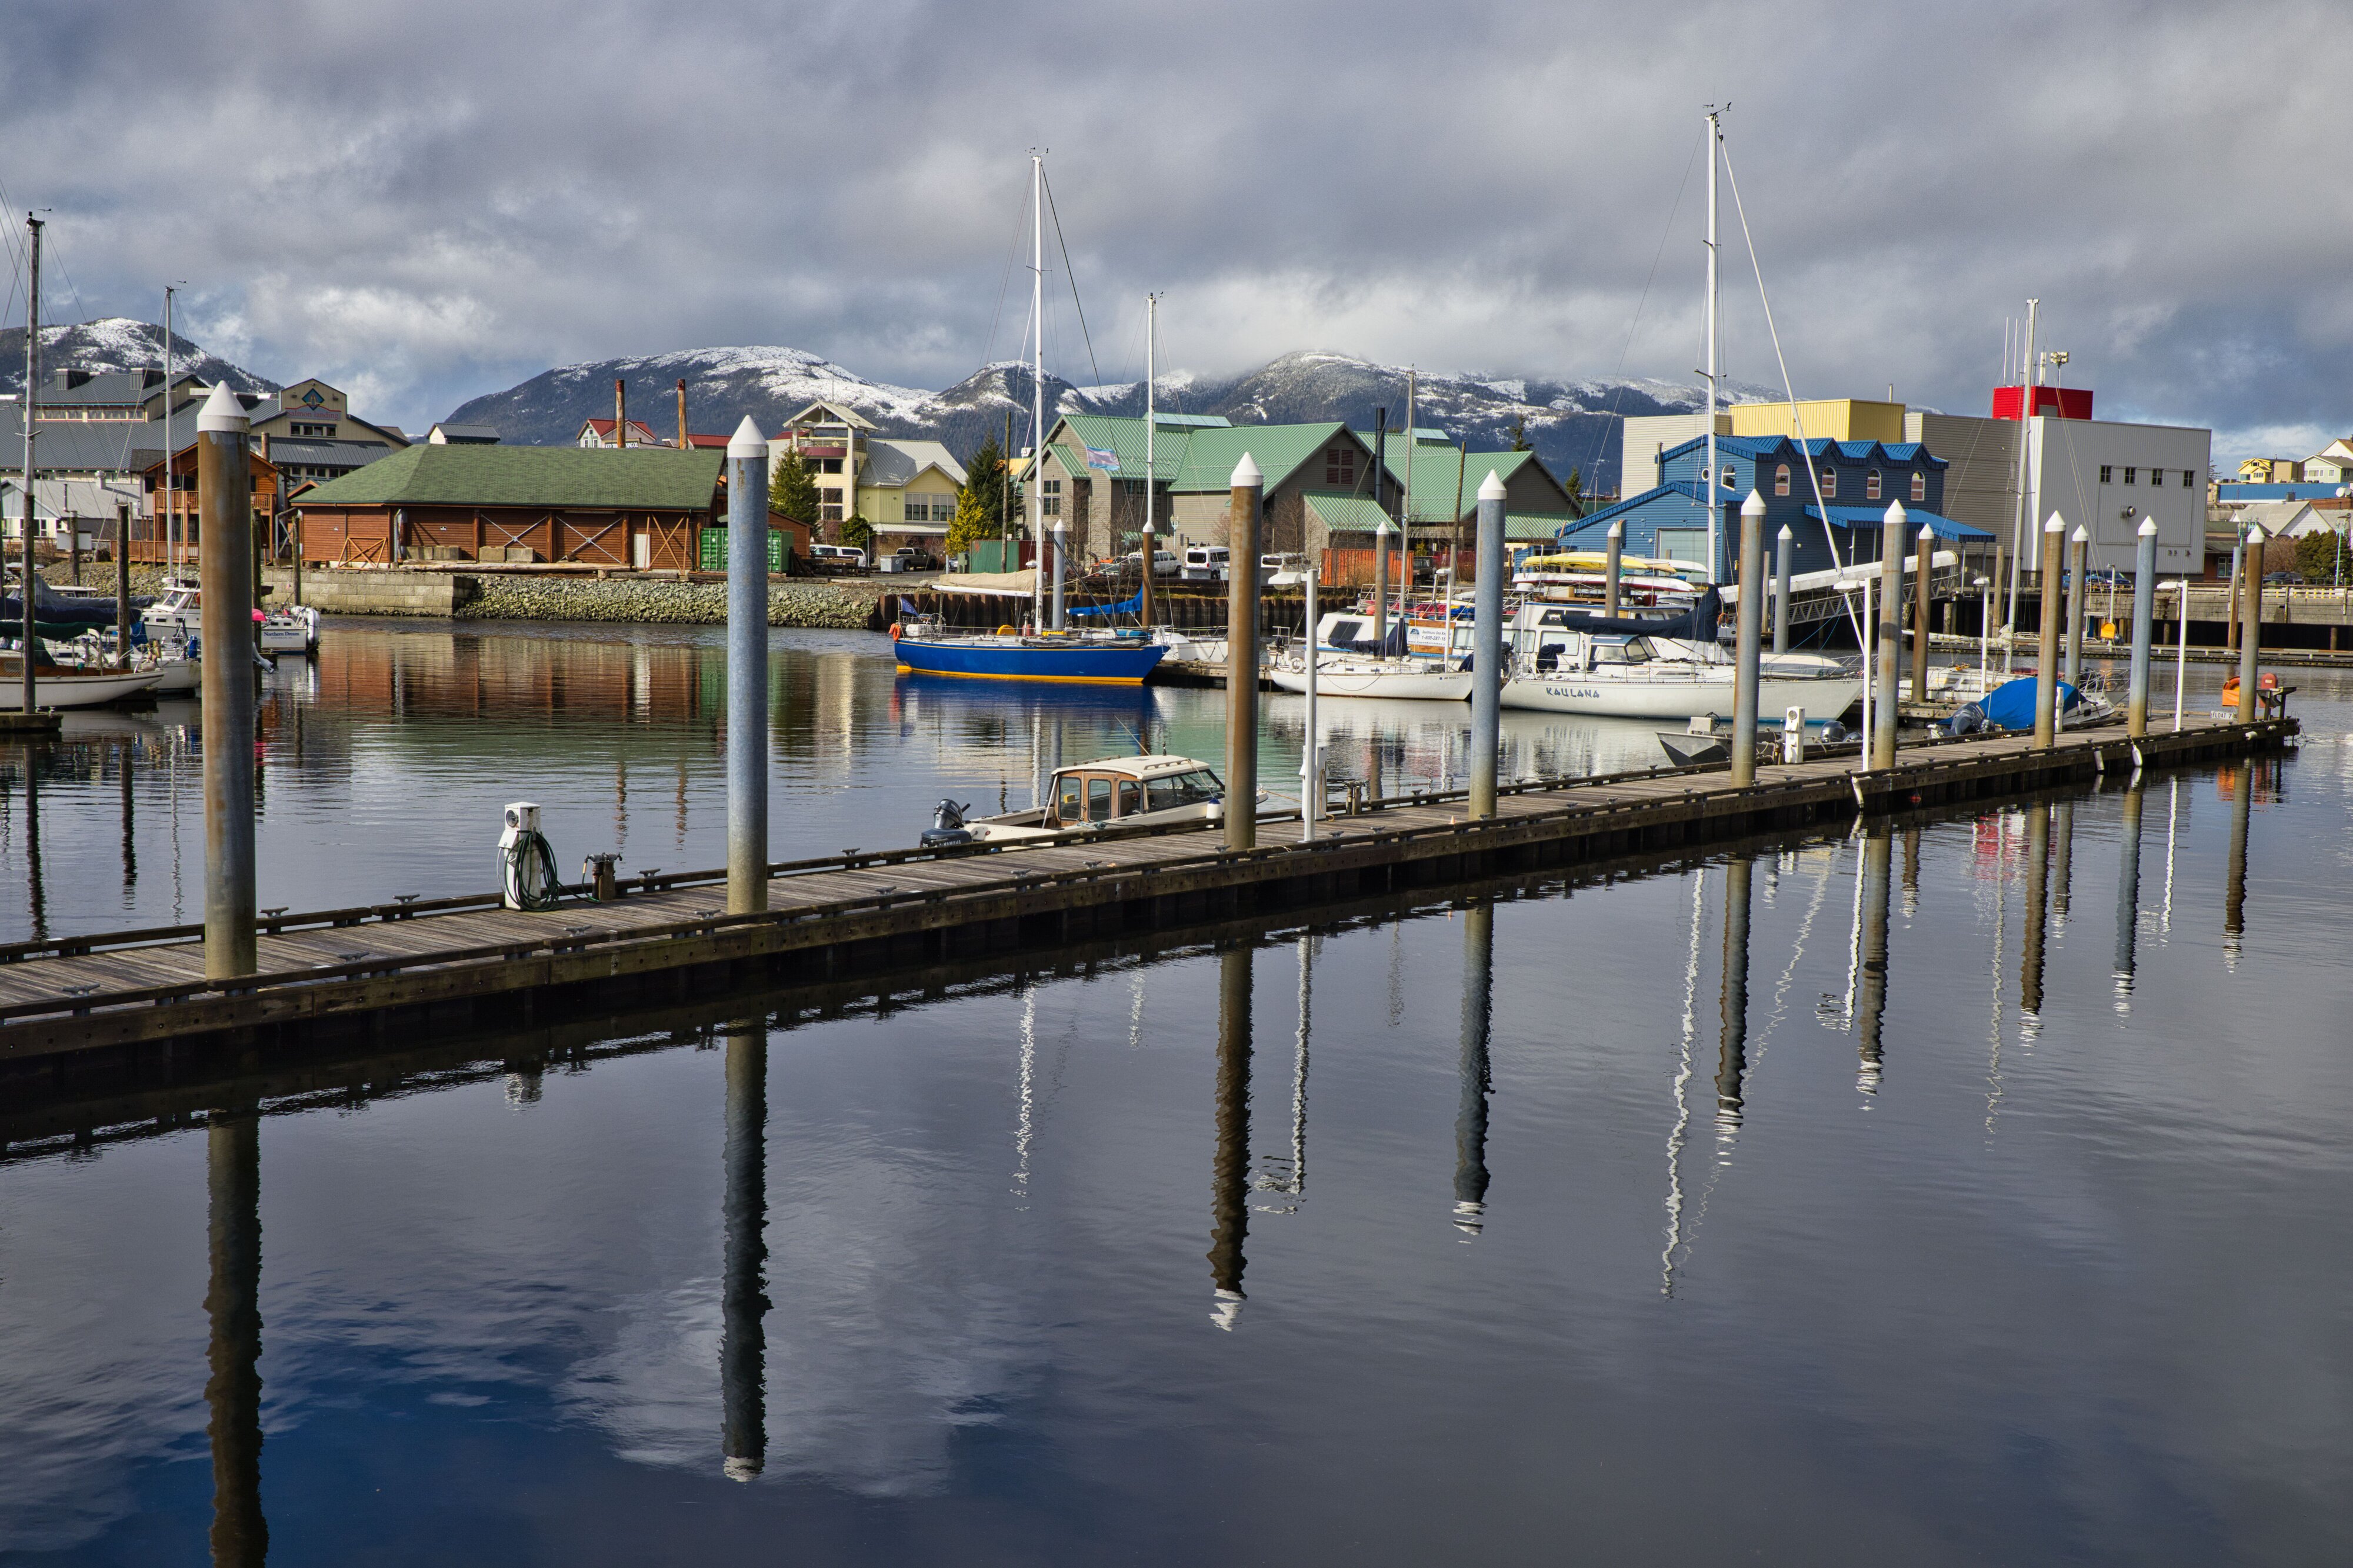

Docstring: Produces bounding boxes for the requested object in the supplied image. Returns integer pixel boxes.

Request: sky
[0,0,2343,463]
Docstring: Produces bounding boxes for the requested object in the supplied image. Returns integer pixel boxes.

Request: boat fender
[996,624,1016,636]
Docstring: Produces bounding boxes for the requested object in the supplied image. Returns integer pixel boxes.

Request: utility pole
[19,215,40,719]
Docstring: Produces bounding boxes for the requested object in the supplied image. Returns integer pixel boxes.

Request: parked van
[1181,546,1230,582]
[809,543,868,573]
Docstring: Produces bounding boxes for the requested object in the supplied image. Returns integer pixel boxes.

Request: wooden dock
[0,716,2294,1072]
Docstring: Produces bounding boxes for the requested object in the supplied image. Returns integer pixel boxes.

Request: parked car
[2264,569,2305,585]
[892,545,939,572]
[809,543,868,573]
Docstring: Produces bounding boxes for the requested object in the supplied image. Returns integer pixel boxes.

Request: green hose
[502,829,561,911]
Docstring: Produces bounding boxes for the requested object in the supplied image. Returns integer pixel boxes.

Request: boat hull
[893,634,1169,685]
[1268,663,1472,701]
[0,669,165,710]
[1501,672,1862,721]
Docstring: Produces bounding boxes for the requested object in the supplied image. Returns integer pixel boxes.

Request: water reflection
[1209,945,1252,1330]
[1855,829,1892,1095]
[2115,783,2144,1009]
[205,1110,266,1567]
[2224,765,2254,967]
[2020,804,2051,1035]
[1715,859,1753,1131]
[1454,902,1494,1237]
[721,1020,769,1482]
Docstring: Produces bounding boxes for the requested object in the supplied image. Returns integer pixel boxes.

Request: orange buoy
[996,623,1016,636]
[888,622,902,640]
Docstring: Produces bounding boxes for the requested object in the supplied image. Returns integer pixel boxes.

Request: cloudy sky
[1,0,2341,460]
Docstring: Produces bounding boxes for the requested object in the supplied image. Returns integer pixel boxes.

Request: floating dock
[0,716,2294,1072]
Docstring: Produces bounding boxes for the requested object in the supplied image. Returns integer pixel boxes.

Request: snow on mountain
[0,317,278,399]
[443,343,1755,493]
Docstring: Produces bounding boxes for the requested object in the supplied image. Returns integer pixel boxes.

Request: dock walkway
[0,716,2293,1068]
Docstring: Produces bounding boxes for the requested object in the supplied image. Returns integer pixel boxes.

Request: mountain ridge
[0,318,279,402]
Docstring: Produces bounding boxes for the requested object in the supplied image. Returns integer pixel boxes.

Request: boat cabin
[1044,755,1224,828]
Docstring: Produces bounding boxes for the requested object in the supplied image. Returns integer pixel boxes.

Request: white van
[809,543,868,573]
[1181,545,1229,582]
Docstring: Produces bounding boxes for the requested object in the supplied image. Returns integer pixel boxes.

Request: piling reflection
[2019,804,2051,1035]
[1715,859,1753,1131]
[1208,945,1252,1330]
[2052,801,2075,928]
[721,1020,769,1481]
[1453,902,1494,1237]
[1855,830,1892,1094]
[119,738,136,898]
[2225,766,2252,968]
[204,1111,266,1567]
[2114,784,2144,1009]
[18,742,46,942]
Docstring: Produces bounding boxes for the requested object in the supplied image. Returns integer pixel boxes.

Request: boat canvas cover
[1981,675,2079,731]
[932,569,1040,598]
[1539,586,1722,642]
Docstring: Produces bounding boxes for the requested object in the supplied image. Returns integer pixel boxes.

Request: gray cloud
[0,0,2342,458]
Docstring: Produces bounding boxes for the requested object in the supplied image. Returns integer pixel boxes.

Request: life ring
[888,622,902,640]
[996,624,1016,636]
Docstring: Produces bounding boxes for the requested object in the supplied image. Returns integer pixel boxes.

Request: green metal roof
[1505,512,1567,541]
[1041,415,1364,495]
[294,445,724,510]
[1301,491,1394,532]
[1383,446,1551,522]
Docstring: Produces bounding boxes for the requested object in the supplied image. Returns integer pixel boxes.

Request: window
[1145,768,1224,813]
[1655,528,1708,566]
[1118,780,1142,817]
[1866,469,1882,502]
[1721,465,1737,490]
[1041,477,1062,517]
[2123,467,2137,485]
[1821,468,1838,499]
[2183,470,2195,488]
[819,486,842,522]
[1774,463,1791,497]
[1325,447,1356,486]
[289,421,334,438]
[1910,471,1925,503]
[816,458,842,475]
[2099,465,2112,483]
[1699,465,1711,483]
[1086,777,1114,823]
[1054,773,1085,825]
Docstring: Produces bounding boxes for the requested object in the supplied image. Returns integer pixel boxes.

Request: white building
[1905,409,2208,575]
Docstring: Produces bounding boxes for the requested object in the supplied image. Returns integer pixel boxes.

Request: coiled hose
[502,829,561,911]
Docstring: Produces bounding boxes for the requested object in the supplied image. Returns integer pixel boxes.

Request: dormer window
[1720,465,1737,490]
[1911,471,1926,503]
[1821,468,1838,499]
[1866,469,1882,502]
[1774,463,1791,497]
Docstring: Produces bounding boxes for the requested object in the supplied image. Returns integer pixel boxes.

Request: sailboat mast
[2005,296,2039,656]
[1401,368,1417,626]
[20,215,39,718]
[162,286,175,570]
[1031,152,1046,631]
[1705,109,1721,588]
[1145,292,1156,575]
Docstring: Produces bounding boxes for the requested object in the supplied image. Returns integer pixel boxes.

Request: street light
[2336,484,2349,595]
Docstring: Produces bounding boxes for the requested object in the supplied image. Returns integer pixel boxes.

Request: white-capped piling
[1050,519,1067,630]
[2064,523,2088,692]
[1373,513,1393,650]
[2237,531,2261,723]
[1604,521,1624,618]
[1299,546,1319,841]
[2128,516,2157,736]
[114,502,132,669]
[1873,500,1905,769]
[1469,472,1507,816]
[1225,454,1262,852]
[726,416,769,915]
[1731,490,1766,786]
[1772,523,1792,653]
[198,381,256,978]
[2034,512,2065,747]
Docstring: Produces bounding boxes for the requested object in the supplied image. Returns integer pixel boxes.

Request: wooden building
[289,445,810,569]
[131,443,284,563]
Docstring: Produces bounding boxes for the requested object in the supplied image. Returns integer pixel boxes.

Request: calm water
[2,622,2349,1564]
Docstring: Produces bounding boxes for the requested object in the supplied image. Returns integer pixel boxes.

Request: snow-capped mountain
[0,318,278,399]
[445,345,1763,493]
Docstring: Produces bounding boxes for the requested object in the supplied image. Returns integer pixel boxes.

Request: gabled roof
[294,445,724,509]
[578,417,664,446]
[1802,505,1991,541]
[1567,481,1709,531]
[1042,413,1364,494]
[1659,433,1947,468]
[1381,445,1568,521]
[781,400,878,432]
[1301,491,1393,532]
[865,438,968,488]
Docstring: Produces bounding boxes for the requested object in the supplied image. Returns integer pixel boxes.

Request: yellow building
[1727,399,1907,443]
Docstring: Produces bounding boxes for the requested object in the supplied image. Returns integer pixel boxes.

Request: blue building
[1555,435,1991,579]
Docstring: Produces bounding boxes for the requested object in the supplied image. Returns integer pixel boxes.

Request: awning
[1802,505,1993,542]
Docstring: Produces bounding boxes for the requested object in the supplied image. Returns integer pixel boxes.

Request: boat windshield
[1591,639,1649,666]
[1144,768,1223,812]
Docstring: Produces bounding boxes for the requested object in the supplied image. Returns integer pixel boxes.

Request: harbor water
[1,619,2348,1564]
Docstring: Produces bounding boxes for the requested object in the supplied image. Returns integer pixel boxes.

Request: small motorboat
[921,753,1270,848]
[259,605,321,655]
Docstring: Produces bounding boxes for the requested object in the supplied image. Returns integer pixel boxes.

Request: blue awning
[1802,505,1993,542]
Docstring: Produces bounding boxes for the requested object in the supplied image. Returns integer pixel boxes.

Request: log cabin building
[289,445,811,569]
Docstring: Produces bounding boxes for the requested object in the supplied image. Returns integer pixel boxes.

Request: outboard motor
[1821,719,1850,745]
[1945,702,1986,738]
[921,799,974,848]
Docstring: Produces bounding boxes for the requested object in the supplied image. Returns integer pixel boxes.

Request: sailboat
[892,156,1167,687]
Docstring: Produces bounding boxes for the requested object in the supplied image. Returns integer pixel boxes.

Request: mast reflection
[19,742,46,943]
[1208,945,1252,1329]
[2114,783,2144,1009]
[2019,803,2051,1036]
[1454,901,1494,1236]
[1715,858,1753,1130]
[721,1019,769,1481]
[120,737,137,897]
[1856,829,1891,1094]
[205,1111,266,1567]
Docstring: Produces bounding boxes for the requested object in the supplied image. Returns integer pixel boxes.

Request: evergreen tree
[946,488,991,558]
[1506,414,1532,452]
[959,432,1009,538]
[1564,465,1585,513]
[769,450,820,529]
[839,512,874,554]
